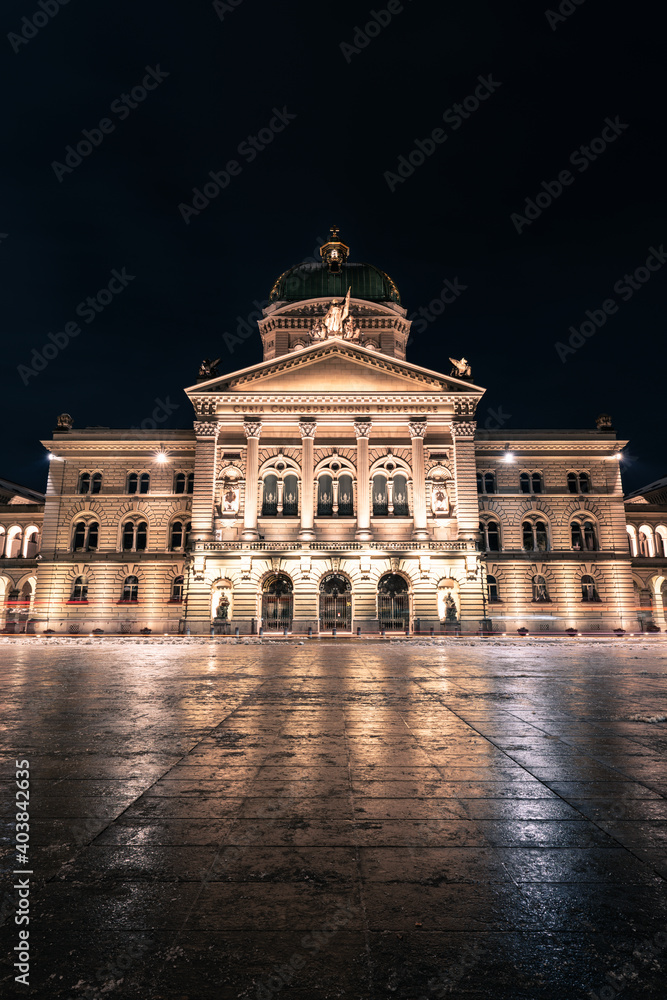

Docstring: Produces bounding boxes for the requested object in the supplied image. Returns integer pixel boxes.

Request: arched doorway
[319,574,352,631]
[377,573,409,631]
[262,574,293,631]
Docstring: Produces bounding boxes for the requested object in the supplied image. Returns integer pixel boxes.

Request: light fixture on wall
[154,447,169,464]
[502,444,515,463]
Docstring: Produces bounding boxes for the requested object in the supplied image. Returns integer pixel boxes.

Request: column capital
[408,420,427,439]
[193,420,218,438]
[299,420,317,439]
[451,420,476,439]
[353,420,372,439]
[243,420,263,439]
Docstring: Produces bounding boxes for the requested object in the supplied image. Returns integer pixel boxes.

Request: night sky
[2,0,665,494]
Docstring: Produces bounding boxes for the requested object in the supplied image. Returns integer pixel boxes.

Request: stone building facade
[625,477,667,629]
[1,233,663,634]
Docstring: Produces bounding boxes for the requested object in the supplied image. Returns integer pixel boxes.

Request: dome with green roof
[269,229,401,305]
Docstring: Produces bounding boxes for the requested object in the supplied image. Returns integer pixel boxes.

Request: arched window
[120,575,139,602]
[283,474,298,516]
[338,474,353,516]
[174,472,186,494]
[479,520,500,552]
[72,520,98,552]
[372,474,388,516]
[262,474,278,516]
[392,474,409,516]
[171,576,184,602]
[0,527,5,558]
[571,518,598,552]
[88,522,98,550]
[78,472,91,494]
[24,530,40,557]
[121,520,147,552]
[656,527,667,557]
[136,521,147,551]
[127,473,138,494]
[627,525,638,557]
[520,472,543,494]
[638,525,655,557]
[581,575,600,602]
[568,472,591,494]
[72,522,86,550]
[523,520,549,552]
[6,528,23,559]
[487,574,500,603]
[139,473,150,494]
[532,575,550,602]
[477,471,496,494]
[318,474,333,516]
[186,473,194,494]
[169,521,191,551]
[70,576,88,602]
[91,473,102,494]
[170,521,183,550]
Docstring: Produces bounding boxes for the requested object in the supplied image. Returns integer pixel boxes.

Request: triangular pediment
[185,340,485,395]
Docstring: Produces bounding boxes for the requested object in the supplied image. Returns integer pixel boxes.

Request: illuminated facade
[2,234,663,635]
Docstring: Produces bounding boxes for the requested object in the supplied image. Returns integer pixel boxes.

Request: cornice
[41,442,196,454]
[474,442,623,453]
[192,393,481,407]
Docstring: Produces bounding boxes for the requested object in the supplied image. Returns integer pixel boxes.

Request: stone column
[191,421,219,542]
[299,420,317,541]
[409,419,429,539]
[354,420,372,541]
[451,420,478,538]
[242,420,262,541]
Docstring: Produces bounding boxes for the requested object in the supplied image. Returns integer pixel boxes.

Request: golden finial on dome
[320,227,350,273]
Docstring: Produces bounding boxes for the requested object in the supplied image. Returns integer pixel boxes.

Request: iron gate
[378,592,409,630]
[261,574,293,631]
[319,573,352,631]
[319,594,352,631]
[377,573,410,631]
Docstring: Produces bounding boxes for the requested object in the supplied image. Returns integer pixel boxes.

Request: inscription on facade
[231,404,440,413]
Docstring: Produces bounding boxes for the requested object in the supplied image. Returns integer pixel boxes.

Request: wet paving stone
[1,638,666,998]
